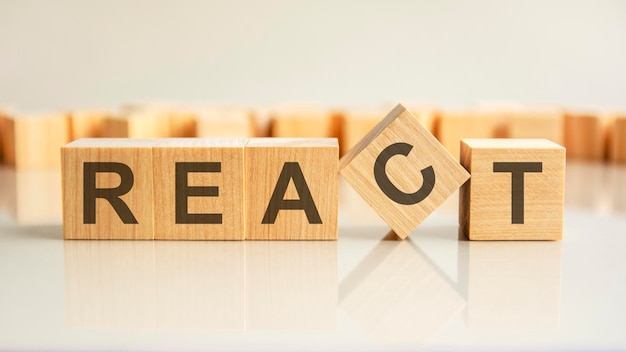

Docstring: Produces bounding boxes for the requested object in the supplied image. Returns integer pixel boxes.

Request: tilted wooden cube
[339,104,470,239]
[62,139,157,240]
[459,139,565,240]
[244,138,338,240]
[152,138,246,240]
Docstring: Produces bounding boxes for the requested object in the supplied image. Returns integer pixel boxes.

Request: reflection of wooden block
[466,241,562,330]
[340,239,465,343]
[62,139,157,240]
[64,241,156,328]
[152,138,246,240]
[0,113,70,169]
[4,168,62,225]
[69,110,110,140]
[609,114,626,163]
[460,139,565,240]
[245,138,338,240]
[195,107,255,137]
[270,106,341,140]
[340,104,470,239]
[103,111,170,138]
[436,110,494,160]
[246,241,337,329]
[155,241,244,329]
[564,112,606,160]
[507,108,564,145]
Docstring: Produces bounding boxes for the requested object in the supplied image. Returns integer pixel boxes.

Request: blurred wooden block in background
[69,110,111,140]
[244,138,338,240]
[103,111,170,138]
[340,104,470,239]
[270,105,342,141]
[435,109,495,160]
[459,139,565,240]
[152,138,246,240]
[167,109,197,137]
[62,139,157,240]
[506,108,564,145]
[340,107,387,156]
[608,113,626,163]
[195,106,256,138]
[0,112,70,169]
[564,111,606,160]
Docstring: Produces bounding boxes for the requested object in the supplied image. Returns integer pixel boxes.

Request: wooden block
[103,111,170,138]
[62,138,157,240]
[167,110,197,137]
[507,108,564,145]
[195,107,256,138]
[459,139,565,240]
[0,112,70,169]
[609,113,626,163]
[436,109,495,160]
[270,105,341,140]
[3,168,62,225]
[466,241,561,330]
[69,110,111,140]
[340,107,387,156]
[246,241,337,329]
[244,138,338,240]
[563,111,607,160]
[340,104,470,239]
[152,138,246,240]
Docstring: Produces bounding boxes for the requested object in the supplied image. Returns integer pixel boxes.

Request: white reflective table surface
[0,161,625,351]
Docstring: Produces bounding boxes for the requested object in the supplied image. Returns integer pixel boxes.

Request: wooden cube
[459,139,565,240]
[340,104,470,239]
[340,107,387,156]
[195,107,256,138]
[245,138,338,240]
[436,109,495,160]
[507,108,564,145]
[62,139,157,240]
[564,111,607,160]
[152,138,246,240]
[168,110,197,137]
[69,110,111,140]
[609,113,626,163]
[103,111,170,138]
[270,105,341,140]
[0,112,70,169]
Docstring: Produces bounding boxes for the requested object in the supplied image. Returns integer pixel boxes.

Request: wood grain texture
[609,113,626,163]
[103,111,170,138]
[340,104,470,239]
[0,112,70,169]
[564,111,607,160]
[459,138,565,240]
[195,107,256,138]
[69,110,111,140]
[152,138,246,240]
[62,138,157,239]
[245,138,338,240]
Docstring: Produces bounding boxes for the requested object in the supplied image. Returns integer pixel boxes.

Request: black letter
[493,162,542,224]
[374,142,435,205]
[83,162,138,224]
[175,162,222,224]
[262,162,322,224]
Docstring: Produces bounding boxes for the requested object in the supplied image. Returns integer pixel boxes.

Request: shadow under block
[152,139,246,240]
[244,138,338,240]
[459,139,565,240]
[564,112,606,160]
[0,113,70,169]
[609,114,626,163]
[62,139,157,240]
[339,104,470,239]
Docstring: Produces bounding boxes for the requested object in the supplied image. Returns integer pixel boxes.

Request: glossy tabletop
[0,161,625,351]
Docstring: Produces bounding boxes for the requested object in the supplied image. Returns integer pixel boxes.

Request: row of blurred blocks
[0,102,625,169]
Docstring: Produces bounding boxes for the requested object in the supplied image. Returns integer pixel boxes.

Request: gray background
[1,0,625,110]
